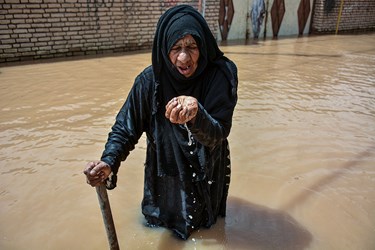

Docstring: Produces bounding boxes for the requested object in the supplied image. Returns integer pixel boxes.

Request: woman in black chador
[84,4,238,240]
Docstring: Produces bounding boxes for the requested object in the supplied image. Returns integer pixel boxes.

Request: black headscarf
[151,5,237,179]
[152,5,224,81]
[152,5,231,103]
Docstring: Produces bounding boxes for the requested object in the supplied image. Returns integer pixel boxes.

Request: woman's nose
[177,49,189,63]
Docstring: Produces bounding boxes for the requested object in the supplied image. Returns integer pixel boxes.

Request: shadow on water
[282,146,375,211]
[156,146,375,249]
[158,196,312,250]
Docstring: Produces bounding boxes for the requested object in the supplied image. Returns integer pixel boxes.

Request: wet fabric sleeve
[187,103,227,149]
[101,68,153,189]
[187,66,237,149]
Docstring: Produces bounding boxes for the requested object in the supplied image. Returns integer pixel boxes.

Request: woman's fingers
[87,178,102,187]
[83,161,98,176]
[165,96,197,124]
[165,97,178,119]
[84,161,111,186]
[170,103,183,123]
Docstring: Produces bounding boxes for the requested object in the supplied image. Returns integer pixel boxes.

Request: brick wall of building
[310,0,375,34]
[0,0,219,63]
[2,0,374,63]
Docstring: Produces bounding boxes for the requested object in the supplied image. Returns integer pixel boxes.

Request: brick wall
[2,0,374,63]
[0,0,219,63]
[310,0,375,34]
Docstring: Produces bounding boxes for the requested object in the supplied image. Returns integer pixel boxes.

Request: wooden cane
[96,184,120,250]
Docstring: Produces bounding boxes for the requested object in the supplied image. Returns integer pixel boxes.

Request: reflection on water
[158,197,312,250]
[0,34,374,249]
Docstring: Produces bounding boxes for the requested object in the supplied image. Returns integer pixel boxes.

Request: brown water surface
[1,34,374,250]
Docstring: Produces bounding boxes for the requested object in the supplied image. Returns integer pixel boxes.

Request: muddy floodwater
[1,33,374,250]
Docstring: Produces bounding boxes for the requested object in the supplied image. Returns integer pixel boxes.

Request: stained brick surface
[311,0,375,34]
[0,0,219,62]
[1,0,374,63]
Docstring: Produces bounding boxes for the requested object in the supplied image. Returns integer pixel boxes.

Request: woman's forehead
[173,34,197,45]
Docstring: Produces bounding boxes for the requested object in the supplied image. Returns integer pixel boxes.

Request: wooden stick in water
[96,184,120,250]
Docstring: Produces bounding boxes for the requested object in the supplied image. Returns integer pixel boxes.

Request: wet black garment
[100,5,238,240]
[153,5,236,178]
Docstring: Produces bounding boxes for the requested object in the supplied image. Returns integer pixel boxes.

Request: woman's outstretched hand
[83,161,112,187]
[165,96,198,124]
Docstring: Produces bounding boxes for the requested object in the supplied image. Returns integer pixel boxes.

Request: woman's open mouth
[177,65,193,76]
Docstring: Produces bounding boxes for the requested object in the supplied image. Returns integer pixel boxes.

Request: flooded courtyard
[0,33,374,249]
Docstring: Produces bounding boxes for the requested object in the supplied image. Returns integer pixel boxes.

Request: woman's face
[168,34,200,78]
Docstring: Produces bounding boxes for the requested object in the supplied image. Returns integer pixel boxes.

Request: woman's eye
[170,45,198,54]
